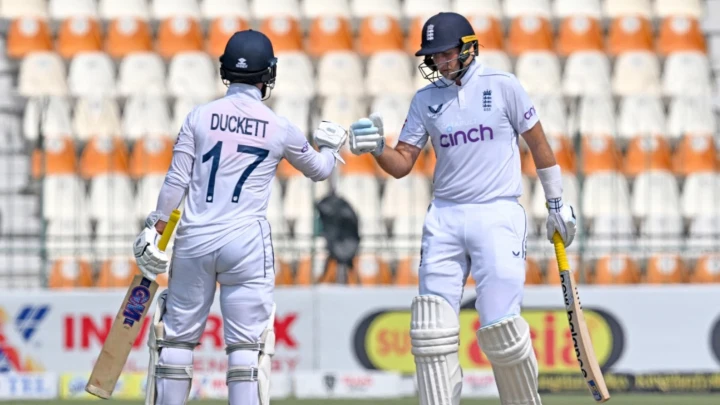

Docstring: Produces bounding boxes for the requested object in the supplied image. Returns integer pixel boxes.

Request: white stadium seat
[135,174,165,221]
[351,0,401,18]
[23,96,73,141]
[504,0,551,18]
[94,219,137,259]
[604,0,652,18]
[318,95,366,130]
[681,173,720,219]
[687,215,720,252]
[337,174,383,238]
[252,0,300,20]
[0,114,24,153]
[302,0,350,18]
[631,171,681,218]
[42,175,88,220]
[553,0,601,19]
[568,95,617,137]
[172,97,204,137]
[89,174,135,221]
[366,51,414,97]
[267,177,288,237]
[68,52,117,98]
[667,95,717,139]
[370,94,411,142]
[403,0,450,19]
[586,214,636,254]
[612,51,661,96]
[531,173,579,220]
[515,51,562,96]
[582,171,632,219]
[0,195,40,235]
[49,0,98,20]
[662,51,711,97]
[167,52,217,100]
[530,94,567,137]
[382,174,430,239]
[0,154,29,193]
[99,0,149,20]
[562,51,611,97]
[117,52,168,97]
[46,218,93,258]
[273,95,311,136]
[73,96,122,140]
[122,95,173,140]
[317,51,365,97]
[151,0,201,20]
[453,0,502,18]
[18,52,68,97]
[703,1,720,34]
[284,176,329,239]
[0,0,47,19]
[474,50,512,72]
[273,51,315,99]
[617,95,666,140]
[202,0,249,19]
[654,0,703,19]
[638,214,684,253]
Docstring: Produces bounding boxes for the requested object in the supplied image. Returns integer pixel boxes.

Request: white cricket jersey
[169,83,335,258]
[399,61,539,204]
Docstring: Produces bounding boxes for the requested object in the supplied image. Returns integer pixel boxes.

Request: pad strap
[227,366,259,383]
[226,342,264,354]
[155,364,193,380]
[158,340,198,350]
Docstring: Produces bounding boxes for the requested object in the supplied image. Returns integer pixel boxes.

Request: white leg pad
[476,315,542,405]
[410,295,462,405]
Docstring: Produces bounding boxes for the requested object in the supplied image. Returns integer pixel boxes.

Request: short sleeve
[174,107,197,156]
[398,93,429,148]
[503,75,539,135]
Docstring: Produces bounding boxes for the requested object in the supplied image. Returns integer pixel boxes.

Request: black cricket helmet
[219,29,278,100]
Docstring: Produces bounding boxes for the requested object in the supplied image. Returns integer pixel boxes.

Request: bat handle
[552,232,570,272]
[158,209,181,252]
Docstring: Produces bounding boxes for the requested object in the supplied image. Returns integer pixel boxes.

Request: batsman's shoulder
[478,66,518,87]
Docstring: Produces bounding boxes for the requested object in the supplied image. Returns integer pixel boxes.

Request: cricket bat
[553,232,611,402]
[85,209,182,399]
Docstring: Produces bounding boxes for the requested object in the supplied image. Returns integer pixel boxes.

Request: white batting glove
[546,198,577,247]
[349,112,385,157]
[133,227,169,281]
[313,120,348,164]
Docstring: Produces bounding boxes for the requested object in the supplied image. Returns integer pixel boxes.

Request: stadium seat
[342,252,393,286]
[135,174,165,220]
[258,17,303,52]
[319,95,367,130]
[167,51,217,100]
[582,171,632,219]
[207,16,249,58]
[267,177,288,238]
[96,256,140,288]
[406,16,428,55]
[370,94,411,143]
[6,17,52,58]
[604,0,652,18]
[129,137,173,180]
[672,135,718,176]
[122,95,172,140]
[23,96,73,141]
[681,172,720,219]
[0,0,47,19]
[358,15,405,56]
[273,96,311,136]
[623,136,673,177]
[79,136,130,179]
[662,51,710,97]
[667,95,716,140]
[95,218,138,259]
[302,0,350,18]
[0,114,24,154]
[156,16,204,59]
[531,173,579,221]
[562,51,611,97]
[586,214,636,254]
[31,137,76,178]
[73,96,122,140]
[474,50,511,72]
[617,95,666,141]
[252,0,300,20]
[56,17,102,58]
[524,257,543,285]
[48,257,94,288]
[104,17,153,59]
[172,97,205,135]
[607,16,654,56]
[553,0,602,19]
[658,16,706,55]
[686,215,720,252]
[317,51,365,97]
[99,0,149,20]
[515,51,562,96]
[117,52,167,97]
[645,253,687,283]
[0,154,29,192]
[307,16,353,57]
[569,95,617,137]
[611,51,661,96]
[402,0,449,19]
[557,15,604,56]
[454,0,502,17]
[529,95,566,138]
[655,0,703,19]
[593,254,641,284]
[89,174,134,221]
[151,0,200,20]
[507,16,554,55]
[337,173,383,238]
[631,170,681,219]
[394,253,420,286]
[49,0,97,20]
[67,52,116,97]
[581,136,622,174]
[351,0,401,18]
[283,175,328,238]
[366,51,414,97]
[42,175,88,220]
[504,0,551,18]
[545,254,581,285]
[0,195,40,235]
[269,51,314,99]
[382,174,430,239]
[689,254,720,283]
[466,15,504,51]
[638,214,684,253]
[201,0,250,19]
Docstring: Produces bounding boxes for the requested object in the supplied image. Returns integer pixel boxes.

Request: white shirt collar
[226,83,262,100]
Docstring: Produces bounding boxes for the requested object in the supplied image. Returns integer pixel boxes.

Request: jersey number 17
[202,140,269,203]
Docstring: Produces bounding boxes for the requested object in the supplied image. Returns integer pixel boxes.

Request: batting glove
[133,227,169,281]
[546,198,577,247]
[313,120,348,164]
[349,113,385,157]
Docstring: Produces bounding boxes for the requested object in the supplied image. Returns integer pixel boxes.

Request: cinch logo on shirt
[439,125,494,148]
[524,106,536,120]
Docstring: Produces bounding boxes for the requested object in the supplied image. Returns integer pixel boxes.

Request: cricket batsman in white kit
[131,30,347,405]
[349,12,577,405]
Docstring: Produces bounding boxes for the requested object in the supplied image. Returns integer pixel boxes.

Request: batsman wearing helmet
[133,30,347,405]
[349,12,576,405]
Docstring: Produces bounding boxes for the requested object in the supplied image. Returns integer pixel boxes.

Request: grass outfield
[5,395,720,405]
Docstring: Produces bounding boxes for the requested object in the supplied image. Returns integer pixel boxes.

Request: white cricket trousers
[419,196,528,325]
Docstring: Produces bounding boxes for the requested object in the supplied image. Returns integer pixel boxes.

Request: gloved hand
[133,213,169,281]
[546,198,577,247]
[313,120,348,164]
[349,112,385,157]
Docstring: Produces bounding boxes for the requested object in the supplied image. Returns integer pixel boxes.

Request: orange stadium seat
[521,136,576,177]
[259,17,302,52]
[339,151,380,176]
[593,254,641,284]
[156,16,203,59]
[507,16,554,56]
[623,136,673,177]
[657,16,706,56]
[607,16,653,56]
[582,136,622,175]
[274,255,296,286]
[317,258,362,285]
[31,137,77,178]
[395,254,420,286]
[207,16,249,58]
[355,253,393,285]
[56,17,102,59]
[292,255,315,286]
[7,17,52,58]
[405,16,425,55]
[689,254,720,283]
[129,137,173,179]
[672,135,718,176]
[359,15,404,56]
[79,136,130,179]
[48,257,93,288]
[104,17,153,59]
[545,254,581,285]
[525,257,543,285]
[557,15,603,56]
[645,254,687,284]
[96,256,140,288]
[468,15,504,50]
[307,16,353,57]
[276,158,303,180]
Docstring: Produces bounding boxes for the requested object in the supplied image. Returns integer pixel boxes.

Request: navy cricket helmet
[219,29,278,99]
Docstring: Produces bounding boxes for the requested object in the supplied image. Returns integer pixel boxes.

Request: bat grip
[158,209,181,252]
[552,232,570,272]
